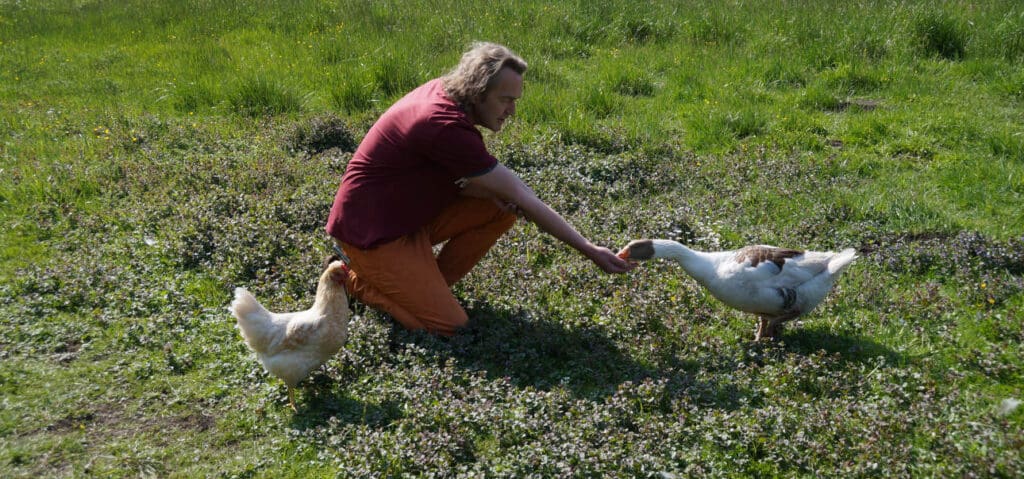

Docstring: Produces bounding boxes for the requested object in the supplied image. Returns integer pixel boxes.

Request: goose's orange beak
[617,248,631,260]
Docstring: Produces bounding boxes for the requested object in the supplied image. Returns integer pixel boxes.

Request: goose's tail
[827,248,858,275]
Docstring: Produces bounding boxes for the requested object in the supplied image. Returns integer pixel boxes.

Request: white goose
[617,239,857,340]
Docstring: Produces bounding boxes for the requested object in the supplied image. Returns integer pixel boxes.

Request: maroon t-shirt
[325,79,498,249]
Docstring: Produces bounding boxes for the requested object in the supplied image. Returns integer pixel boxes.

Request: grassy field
[2,0,1022,476]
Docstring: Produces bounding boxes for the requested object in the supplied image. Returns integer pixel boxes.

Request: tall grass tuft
[763,59,808,89]
[687,107,767,151]
[821,63,885,95]
[686,13,744,46]
[228,75,306,117]
[374,54,423,98]
[581,87,622,119]
[609,68,656,97]
[994,69,1024,101]
[613,15,676,45]
[987,127,1024,160]
[554,110,630,153]
[329,70,376,114]
[171,79,220,113]
[721,109,767,140]
[993,11,1024,61]
[913,9,968,60]
[799,84,842,111]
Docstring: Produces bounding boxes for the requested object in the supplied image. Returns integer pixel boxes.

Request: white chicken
[229,258,350,410]
[618,239,857,340]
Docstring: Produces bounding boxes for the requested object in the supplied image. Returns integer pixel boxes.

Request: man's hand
[584,244,636,274]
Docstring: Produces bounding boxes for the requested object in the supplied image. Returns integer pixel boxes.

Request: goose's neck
[652,240,698,263]
[653,240,718,281]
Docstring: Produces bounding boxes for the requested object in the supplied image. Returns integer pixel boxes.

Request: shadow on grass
[449,304,660,398]
[288,303,902,429]
[782,327,903,364]
[399,302,761,408]
[289,375,405,430]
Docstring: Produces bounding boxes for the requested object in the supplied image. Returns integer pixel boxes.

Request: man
[326,42,633,336]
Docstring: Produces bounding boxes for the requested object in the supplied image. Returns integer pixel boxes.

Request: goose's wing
[767,250,842,287]
[717,246,803,281]
[735,245,804,269]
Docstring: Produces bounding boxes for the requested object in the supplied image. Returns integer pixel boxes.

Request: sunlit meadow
[1,1,1022,477]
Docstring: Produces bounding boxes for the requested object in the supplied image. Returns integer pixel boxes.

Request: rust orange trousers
[334,197,516,336]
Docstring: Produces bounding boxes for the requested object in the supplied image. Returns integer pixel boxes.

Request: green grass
[2,0,1023,477]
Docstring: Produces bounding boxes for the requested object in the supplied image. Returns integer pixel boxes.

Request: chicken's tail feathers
[827,248,858,275]
[229,288,274,351]
[229,287,264,320]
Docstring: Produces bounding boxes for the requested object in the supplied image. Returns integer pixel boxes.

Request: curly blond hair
[442,42,527,108]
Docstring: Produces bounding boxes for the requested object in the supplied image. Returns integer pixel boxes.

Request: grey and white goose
[618,239,857,340]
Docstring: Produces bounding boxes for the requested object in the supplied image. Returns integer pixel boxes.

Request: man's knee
[450,309,470,330]
[427,308,469,336]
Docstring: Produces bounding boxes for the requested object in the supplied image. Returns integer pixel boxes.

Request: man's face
[472,67,522,132]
